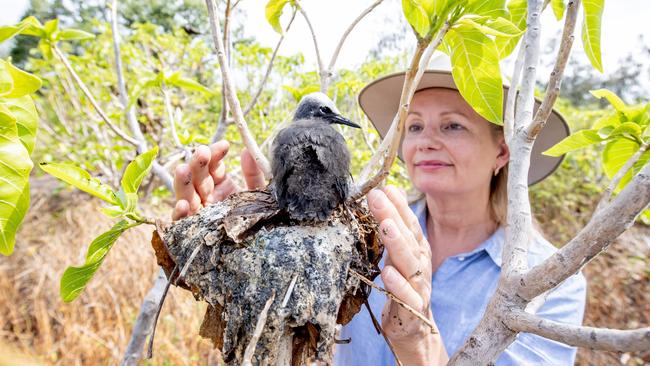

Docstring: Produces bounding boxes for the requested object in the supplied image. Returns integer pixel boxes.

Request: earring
[494,167,500,176]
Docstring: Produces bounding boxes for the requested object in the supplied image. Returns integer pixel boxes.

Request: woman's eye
[443,122,465,131]
[408,123,423,133]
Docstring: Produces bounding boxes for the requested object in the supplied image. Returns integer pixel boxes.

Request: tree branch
[526,0,580,140]
[595,142,649,213]
[353,23,451,200]
[294,0,326,92]
[205,0,272,179]
[519,161,650,300]
[52,45,140,146]
[506,310,650,352]
[500,0,543,278]
[120,270,168,366]
[504,43,525,142]
[110,0,174,192]
[242,8,297,118]
[324,0,385,88]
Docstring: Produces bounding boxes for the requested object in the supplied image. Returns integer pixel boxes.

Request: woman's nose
[416,126,443,151]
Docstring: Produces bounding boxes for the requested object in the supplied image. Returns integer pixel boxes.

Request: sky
[1,0,649,76]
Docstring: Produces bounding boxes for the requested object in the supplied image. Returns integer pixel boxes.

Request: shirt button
[458,256,465,261]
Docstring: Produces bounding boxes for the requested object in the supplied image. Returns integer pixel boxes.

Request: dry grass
[0,177,220,365]
[1,177,648,365]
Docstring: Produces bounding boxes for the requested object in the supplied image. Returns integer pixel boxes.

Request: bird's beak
[330,114,361,129]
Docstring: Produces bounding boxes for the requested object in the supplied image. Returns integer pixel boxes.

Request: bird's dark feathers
[271,119,352,221]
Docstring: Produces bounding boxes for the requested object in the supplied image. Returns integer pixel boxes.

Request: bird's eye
[319,106,332,114]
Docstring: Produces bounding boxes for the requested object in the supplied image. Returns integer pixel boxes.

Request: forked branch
[518,161,650,300]
[242,8,298,117]
[526,0,580,140]
[205,0,272,179]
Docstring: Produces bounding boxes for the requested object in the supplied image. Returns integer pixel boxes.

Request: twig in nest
[178,243,204,280]
[281,273,299,308]
[349,269,437,334]
[146,263,179,359]
[361,286,403,366]
[242,290,276,366]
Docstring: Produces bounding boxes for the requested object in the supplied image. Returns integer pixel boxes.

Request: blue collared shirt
[334,198,587,365]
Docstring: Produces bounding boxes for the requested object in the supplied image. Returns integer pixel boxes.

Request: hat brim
[358,70,569,185]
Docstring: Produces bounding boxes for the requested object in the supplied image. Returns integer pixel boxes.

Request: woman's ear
[496,137,510,169]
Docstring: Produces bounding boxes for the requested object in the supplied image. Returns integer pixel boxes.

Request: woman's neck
[425,189,497,271]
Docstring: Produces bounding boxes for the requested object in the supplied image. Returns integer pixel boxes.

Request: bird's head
[293,92,361,129]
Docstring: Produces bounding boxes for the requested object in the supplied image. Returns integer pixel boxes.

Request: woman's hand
[367,186,448,365]
[172,140,266,220]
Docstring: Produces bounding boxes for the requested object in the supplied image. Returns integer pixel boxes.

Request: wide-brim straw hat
[358,56,569,185]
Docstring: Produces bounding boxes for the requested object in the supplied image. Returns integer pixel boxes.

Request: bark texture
[151,190,382,365]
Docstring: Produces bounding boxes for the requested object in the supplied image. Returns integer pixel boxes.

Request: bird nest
[151,189,383,365]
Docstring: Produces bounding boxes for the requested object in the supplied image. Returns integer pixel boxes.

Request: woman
[172,66,586,365]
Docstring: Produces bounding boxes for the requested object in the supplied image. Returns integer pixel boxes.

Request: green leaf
[57,28,94,41]
[116,190,139,213]
[37,39,53,59]
[466,0,508,17]
[444,24,503,124]
[592,112,620,129]
[265,0,292,34]
[551,0,565,20]
[43,18,59,40]
[494,0,526,58]
[543,129,603,156]
[39,162,119,205]
[60,220,132,302]
[581,0,604,72]
[1,95,39,155]
[166,72,212,94]
[121,146,158,194]
[590,89,626,112]
[0,60,42,98]
[17,16,45,38]
[0,115,32,255]
[609,122,642,141]
[402,0,431,39]
[99,205,124,218]
[602,138,650,192]
[0,25,24,44]
[460,16,523,37]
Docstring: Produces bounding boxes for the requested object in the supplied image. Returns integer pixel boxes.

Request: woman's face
[402,88,509,196]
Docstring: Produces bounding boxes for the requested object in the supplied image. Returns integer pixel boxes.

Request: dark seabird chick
[270,92,361,221]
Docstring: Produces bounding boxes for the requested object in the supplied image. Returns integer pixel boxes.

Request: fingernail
[383,265,398,285]
[368,190,383,209]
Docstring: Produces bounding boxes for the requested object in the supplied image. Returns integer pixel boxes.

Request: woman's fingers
[172,199,190,221]
[383,186,425,246]
[174,164,201,214]
[208,140,230,186]
[241,148,266,190]
[190,145,215,204]
[382,265,424,311]
[368,190,421,277]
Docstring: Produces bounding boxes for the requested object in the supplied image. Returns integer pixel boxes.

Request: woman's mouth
[414,160,452,171]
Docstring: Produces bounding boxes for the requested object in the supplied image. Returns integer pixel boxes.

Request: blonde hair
[489,125,508,226]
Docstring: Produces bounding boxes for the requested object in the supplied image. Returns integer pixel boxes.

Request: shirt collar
[410,197,505,267]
